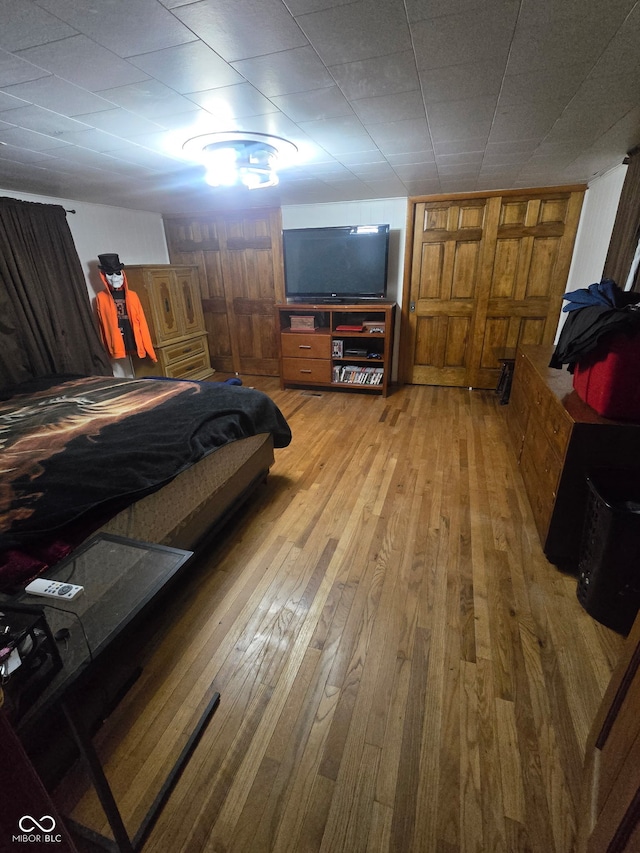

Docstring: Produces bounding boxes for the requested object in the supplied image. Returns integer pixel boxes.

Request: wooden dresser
[507,344,640,571]
[124,264,214,381]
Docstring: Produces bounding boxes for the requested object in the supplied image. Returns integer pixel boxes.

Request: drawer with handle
[163,335,207,365]
[282,357,332,383]
[281,333,331,360]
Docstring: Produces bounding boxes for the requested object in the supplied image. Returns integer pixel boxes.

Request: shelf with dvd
[276,302,395,396]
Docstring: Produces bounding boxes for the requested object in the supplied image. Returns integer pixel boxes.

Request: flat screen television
[283,224,390,303]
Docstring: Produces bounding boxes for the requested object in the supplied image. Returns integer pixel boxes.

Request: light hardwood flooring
[56,380,624,853]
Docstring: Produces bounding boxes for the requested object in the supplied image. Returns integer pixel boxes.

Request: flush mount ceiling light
[182,131,298,190]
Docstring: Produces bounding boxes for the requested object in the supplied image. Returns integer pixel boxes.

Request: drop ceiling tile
[16,36,150,91]
[366,118,432,153]
[428,96,495,142]
[88,144,184,172]
[393,162,438,181]
[187,83,278,120]
[569,74,640,110]
[433,136,490,156]
[153,109,212,131]
[499,64,587,105]
[271,87,353,122]
[0,0,78,50]
[0,104,91,136]
[73,108,165,137]
[489,99,567,143]
[405,0,508,23]
[2,77,116,117]
[516,0,635,30]
[282,0,353,12]
[438,162,480,176]
[98,80,201,120]
[35,0,195,57]
[482,148,533,165]
[50,146,157,175]
[420,61,505,104]
[435,150,484,165]
[295,0,412,66]
[403,179,442,195]
[297,116,376,154]
[129,41,243,94]
[48,128,132,152]
[0,50,51,87]
[231,111,308,144]
[545,103,637,147]
[505,17,610,76]
[348,162,397,179]
[352,90,425,125]
[330,51,420,100]
[411,2,519,71]
[0,92,29,111]
[589,3,640,79]
[0,125,72,151]
[363,177,408,195]
[386,150,435,165]
[479,163,524,175]
[0,146,58,165]
[231,46,334,97]
[172,0,307,62]
[339,150,387,165]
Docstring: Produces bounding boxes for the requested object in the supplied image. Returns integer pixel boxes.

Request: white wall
[557,164,627,338]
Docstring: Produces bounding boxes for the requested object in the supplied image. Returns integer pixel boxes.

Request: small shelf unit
[276,302,395,396]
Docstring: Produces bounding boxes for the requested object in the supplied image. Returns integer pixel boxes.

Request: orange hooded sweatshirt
[95,270,157,361]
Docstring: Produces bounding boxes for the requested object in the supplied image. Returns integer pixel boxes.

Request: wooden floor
[56,379,624,853]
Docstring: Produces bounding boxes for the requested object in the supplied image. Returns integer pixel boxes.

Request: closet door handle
[299,345,312,349]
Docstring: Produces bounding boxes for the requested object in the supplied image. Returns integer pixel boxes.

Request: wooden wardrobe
[163,208,284,376]
[401,186,585,389]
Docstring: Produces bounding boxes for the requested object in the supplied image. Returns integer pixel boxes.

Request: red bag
[573,331,640,421]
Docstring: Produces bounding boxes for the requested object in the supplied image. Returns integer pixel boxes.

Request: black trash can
[576,469,640,635]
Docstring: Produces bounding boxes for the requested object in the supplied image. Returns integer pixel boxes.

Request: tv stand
[276,302,395,396]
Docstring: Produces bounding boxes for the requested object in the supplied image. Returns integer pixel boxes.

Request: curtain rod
[65,208,76,214]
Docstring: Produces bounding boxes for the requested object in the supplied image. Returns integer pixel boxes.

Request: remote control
[24,579,84,600]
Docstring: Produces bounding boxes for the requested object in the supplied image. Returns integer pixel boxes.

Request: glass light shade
[182,132,296,190]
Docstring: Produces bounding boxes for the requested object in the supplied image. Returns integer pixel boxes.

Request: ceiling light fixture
[182,131,298,190]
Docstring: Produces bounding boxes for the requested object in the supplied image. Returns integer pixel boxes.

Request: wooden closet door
[219,210,284,376]
[470,190,584,388]
[164,208,284,376]
[404,186,585,389]
[406,196,497,387]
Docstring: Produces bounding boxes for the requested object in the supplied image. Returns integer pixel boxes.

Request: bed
[0,374,292,592]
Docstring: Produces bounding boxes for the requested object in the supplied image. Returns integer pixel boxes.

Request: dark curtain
[602,147,640,292]
[0,197,111,387]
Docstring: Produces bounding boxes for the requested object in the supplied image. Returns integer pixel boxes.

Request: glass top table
[1,533,219,853]
[7,533,194,729]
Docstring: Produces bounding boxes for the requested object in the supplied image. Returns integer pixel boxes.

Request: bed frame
[96,433,275,554]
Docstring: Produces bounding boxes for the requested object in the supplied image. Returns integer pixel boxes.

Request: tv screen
[283,224,389,302]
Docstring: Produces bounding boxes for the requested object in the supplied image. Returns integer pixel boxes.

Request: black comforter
[0,375,291,548]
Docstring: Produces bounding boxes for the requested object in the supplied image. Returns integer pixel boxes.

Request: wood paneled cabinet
[507,344,640,570]
[125,264,215,381]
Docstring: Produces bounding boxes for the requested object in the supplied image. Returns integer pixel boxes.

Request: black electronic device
[283,224,390,303]
[0,604,62,722]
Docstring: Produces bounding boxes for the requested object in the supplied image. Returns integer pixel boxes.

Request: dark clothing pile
[550,280,640,372]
